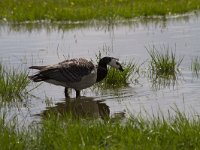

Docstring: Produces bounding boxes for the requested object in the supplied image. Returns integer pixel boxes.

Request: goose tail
[29,65,47,82]
[29,66,46,70]
[28,74,46,82]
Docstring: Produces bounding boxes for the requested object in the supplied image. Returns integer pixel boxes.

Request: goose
[29,57,124,98]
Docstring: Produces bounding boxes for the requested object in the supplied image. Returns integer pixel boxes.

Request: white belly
[67,71,97,90]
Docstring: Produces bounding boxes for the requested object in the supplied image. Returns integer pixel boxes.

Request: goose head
[99,57,124,71]
[107,57,124,72]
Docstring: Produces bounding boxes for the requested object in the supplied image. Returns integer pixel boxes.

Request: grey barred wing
[39,59,95,83]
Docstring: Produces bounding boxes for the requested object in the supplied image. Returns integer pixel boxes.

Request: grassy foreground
[0,0,200,22]
[1,112,200,150]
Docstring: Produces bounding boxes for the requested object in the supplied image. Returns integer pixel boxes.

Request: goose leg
[76,90,80,98]
[64,87,70,98]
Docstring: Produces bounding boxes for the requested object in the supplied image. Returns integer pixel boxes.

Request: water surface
[0,13,200,123]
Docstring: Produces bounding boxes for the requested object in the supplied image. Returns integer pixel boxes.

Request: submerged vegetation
[147,45,183,88]
[0,63,30,103]
[191,56,200,78]
[1,110,200,149]
[0,0,200,22]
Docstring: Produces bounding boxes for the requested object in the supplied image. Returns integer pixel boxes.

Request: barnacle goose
[29,57,124,98]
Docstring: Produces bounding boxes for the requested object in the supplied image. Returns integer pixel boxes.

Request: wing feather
[36,58,95,83]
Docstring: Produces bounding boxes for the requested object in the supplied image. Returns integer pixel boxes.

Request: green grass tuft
[95,47,139,88]
[99,61,139,88]
[147,45,183,88]
[0,63,30,103]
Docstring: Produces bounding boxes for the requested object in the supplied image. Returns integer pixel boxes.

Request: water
[0,13,200,123]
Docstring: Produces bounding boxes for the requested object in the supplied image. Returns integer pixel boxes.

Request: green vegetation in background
[1,110,200,149]
[0,0,200,22]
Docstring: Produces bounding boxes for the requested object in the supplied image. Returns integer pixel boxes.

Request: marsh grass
[1,0,200,22]
[95,47,139,88]
[0,63,30,103]
[1,109,200,149]
[147,45,183,88]
[99,61,139,88]
[191,56,200,78]
[0,118,25,150]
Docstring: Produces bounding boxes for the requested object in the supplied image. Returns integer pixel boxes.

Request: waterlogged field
[1,13,200,116]
[1,12,200,149]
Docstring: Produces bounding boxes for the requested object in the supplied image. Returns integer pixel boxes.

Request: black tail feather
[29,66,46,70]
[28,74,46,82]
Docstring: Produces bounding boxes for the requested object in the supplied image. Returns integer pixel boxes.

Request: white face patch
[108,58,120,69]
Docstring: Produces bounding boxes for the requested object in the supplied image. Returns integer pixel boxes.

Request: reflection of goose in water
[41,97,110,119]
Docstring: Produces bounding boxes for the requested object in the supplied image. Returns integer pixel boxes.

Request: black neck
[96,66,107,82]
[96,58,109,82]
[96,57,113,82]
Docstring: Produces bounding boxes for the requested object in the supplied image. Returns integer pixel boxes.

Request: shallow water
[1,13,200,123]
